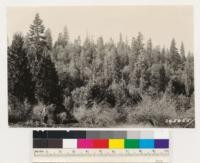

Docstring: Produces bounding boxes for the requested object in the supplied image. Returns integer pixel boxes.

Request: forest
[8,13,194,127]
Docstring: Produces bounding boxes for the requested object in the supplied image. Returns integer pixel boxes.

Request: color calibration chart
[33,130,170,163]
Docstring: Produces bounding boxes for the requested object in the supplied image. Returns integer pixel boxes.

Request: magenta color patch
[77,139,93,148]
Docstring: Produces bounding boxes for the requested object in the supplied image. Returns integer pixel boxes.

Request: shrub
[57,112,68,124]
[87,83,107,105]
[31,103,56,124]
[102,88,116,107]
[166,78,186,96]
[24,120,48,127]
[72,83,116,109]
[185,107,195,119]
[9,109,25,123]
[128,95,177,127]
[127,85,142,105]
[31,103,46,123]
[115,106,130,123]
[46,104,56,124]
[73,105,88,122]
[107,83,142,108]
[63,96,74,113]
[175,94,191,112]
[71,86,89,107]
[73,104,118,127]
[176,94,195,121]
[110,82,127,107]
[9,98,32,123]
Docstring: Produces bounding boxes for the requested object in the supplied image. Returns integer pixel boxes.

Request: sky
[7,6,193,52]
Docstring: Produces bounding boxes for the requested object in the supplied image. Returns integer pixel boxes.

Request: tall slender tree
[184,52,194,96]
[169,38,182,71]
[45,28,53,50]
[129,32,144,88]
[180,42,186,70]
[27,13,63,107]
[28,13,46,49]
[63,26,69,46]
[146,39,153,66]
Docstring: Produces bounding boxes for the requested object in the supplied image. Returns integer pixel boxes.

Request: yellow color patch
[109,139,124,149]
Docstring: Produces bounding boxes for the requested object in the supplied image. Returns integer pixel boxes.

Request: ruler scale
[33,130,170,163]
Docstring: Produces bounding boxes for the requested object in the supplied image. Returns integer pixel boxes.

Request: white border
[0,1,200,163]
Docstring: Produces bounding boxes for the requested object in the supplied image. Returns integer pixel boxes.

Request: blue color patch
[139,139,155,148]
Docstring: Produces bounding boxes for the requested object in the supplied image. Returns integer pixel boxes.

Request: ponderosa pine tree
[82,37,95,67]
[169,38,182,71]
[146,39,153,67]
[81,37,96,83]
[180,42,186,70]
[112,48,122,83]
[129,32,144,88]
[103,39,115,84]
[96,37,104,61]
[91,37,105,82]
[129,33,144,70]
[55,33,64,48]
[45,28,53,50]
[180,42,186,61]
[139,56,150,92]
[69,37,82,78]
[149,64,167,96]
[160,47,166,64]
[139,39,154,92]
[184,52,194,96]
[117,33,129,69]
[54,26,69,48]
[63,26,69,47]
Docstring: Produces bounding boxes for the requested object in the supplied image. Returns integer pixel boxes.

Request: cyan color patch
[139,139,155,148]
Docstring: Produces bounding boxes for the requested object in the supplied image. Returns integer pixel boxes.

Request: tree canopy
[8,13,194,127]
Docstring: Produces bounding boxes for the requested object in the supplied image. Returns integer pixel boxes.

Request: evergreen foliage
[8,13,194,127]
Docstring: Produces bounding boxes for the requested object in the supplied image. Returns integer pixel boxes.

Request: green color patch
[125,139,139,148]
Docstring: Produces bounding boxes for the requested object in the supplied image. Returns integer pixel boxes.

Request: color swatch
[109,139,124,149]
[33,130,169,149]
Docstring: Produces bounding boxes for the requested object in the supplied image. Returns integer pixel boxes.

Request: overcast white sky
[7,6,193,52]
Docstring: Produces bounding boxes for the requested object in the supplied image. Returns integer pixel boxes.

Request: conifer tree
[180,42,186,70]
[129,33,144,88]
[54,26,69,48]
[63,26,69,46]
[149,64,167,95]
[27,13,63,107]
[180,42,186,61]
[34,52,63,106]
[169,39,182,71]
[27,13,47,78]
[45,28,53,50]
[146,39,153,66]
[112,48,122,83]
[8,33,34,103]
[117,33,129,68]
[184,53,194,96]
[28,13,46,49]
